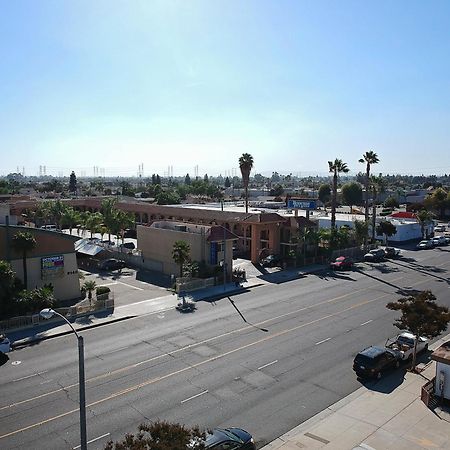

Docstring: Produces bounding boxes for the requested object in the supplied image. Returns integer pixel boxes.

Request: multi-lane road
[1,246,449,449]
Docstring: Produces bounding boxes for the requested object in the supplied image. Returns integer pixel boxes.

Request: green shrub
[96,286,111,296]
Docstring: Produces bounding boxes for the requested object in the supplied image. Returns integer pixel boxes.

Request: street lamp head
[40,308,55,320]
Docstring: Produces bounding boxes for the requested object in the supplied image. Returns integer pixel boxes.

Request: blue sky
[1,1,449,177]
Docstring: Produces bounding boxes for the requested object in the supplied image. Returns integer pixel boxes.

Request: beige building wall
[137,223,235,277]
[10,253,81,302]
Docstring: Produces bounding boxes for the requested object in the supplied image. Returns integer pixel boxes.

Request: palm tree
[101,198,118,242]
[417,209,433,239]
[370,174,386,240]
[172,240,191,278]
[61,207,80,235]
[82,280,97,305]
[12,231,36,289]
[86,212,103,238]
[359,151,379,223]
[328,159,349,231]
[239,153,254,213]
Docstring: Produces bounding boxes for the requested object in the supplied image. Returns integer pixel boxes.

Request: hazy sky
[1,1,449,178]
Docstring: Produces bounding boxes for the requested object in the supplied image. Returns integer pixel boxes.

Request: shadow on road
[389,260,449,284]
[0,352,9,366]
[359,366,407,394]
[311,270,356,282]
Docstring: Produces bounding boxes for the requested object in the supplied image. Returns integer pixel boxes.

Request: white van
[40,224,58,231]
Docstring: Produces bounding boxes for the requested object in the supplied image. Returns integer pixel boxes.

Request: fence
[0,297,114,333]
[330,244,376,262]
[421,378,435,407]
[176,277,215,293]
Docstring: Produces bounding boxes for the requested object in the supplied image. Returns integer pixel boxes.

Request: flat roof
[431,341,450,364]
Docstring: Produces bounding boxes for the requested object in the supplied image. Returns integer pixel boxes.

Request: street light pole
[40,308,87,450]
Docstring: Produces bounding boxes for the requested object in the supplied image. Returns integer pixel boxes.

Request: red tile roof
[389,212,417,219]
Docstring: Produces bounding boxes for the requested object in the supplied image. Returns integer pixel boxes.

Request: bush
[96,286,111,296]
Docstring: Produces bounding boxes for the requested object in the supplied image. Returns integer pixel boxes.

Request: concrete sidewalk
[261,334,450,450]
[9,263,325,348]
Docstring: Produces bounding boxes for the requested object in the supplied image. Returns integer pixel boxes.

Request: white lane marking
[115,281,144,290]
[258,360,278,370]
[103,346,130,355]
[360,320,373,326]
[315,338,331,345]
[181,390,208,404]
[13,371,47,382]
[73,433,110,449]
[115,295,173,310]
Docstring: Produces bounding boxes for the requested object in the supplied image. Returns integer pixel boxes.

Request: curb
[11,315,135,349]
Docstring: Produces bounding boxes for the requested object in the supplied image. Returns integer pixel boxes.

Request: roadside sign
[287,199,317,209]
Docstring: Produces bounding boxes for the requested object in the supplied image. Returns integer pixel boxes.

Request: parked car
[261,254,283,267]
[416,240,433,250]
[330,256,354,270]
[434,225,445,232]
[98,258,126,271]
[431,236,447,246]
[0,335,11,354]
[123,228,137,238]
[119,242,136,250]
[384,247,400,258]
[364,248,385,262]
[205,428,256,450]
[353,346,401,379]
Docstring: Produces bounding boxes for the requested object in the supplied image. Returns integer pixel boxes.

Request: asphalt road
[1,246,449,449]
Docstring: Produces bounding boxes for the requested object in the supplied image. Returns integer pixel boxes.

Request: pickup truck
[385,332,428,361]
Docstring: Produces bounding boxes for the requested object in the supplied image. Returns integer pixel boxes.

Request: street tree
[239,153,254,213]
[387,291,450,370]
[341,182,363,214]
[328,159,349,232]
[353,220,369,246]
[376,220,397,245]
[172,240,191,278]
[318,184,331,205]
[61,207,80,235]
[359,150,379,223]
[104,420,207,450]
[184,173,191,185]
[69,171,77,193]
[416,209,434,238]
[12,231,36,290]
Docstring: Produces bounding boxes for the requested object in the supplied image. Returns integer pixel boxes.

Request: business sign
[210,242,217,265]
[288,199,317,210]
[41,255,65,280]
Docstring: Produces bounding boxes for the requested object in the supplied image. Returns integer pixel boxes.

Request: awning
[74,239,105,256]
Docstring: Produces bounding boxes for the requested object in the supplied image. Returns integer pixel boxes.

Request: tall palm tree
[370,174,386,240]
[12,231,36,289]
[417,209,433,239]
[239,153,254,213]
[86,212,103,239]
[61,207,80,235]
[359,151,379,223]
[328,159,349,231]
[101,198,118,242]
[82,280,97,305]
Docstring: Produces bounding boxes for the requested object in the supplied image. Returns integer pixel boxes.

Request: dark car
[363,248,385,262]
[123,228,137,238]
[205,428,256,450]
[260,254,282,267]
[119,242,136,250]
[330,256,354,271]
[384,247,400,258]
[353,346,401,379]
[99,258,126,271]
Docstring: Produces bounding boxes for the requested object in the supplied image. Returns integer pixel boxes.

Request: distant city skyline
[1,1,449,177]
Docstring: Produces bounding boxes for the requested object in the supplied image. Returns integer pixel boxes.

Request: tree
[86,212,103,238]
[417,209,433,238]
[156,190,181,205]
[341,182,363,213]
[69,171,77,193]
[203,174,209,183]
[104,420,207,450]
[353,220,369,246]
[224,176,231,188]
[384,196,399,208]
[0,261,20,317]
[172,240,191,278]
[184,173,191,185]
[61,207,80,235]
[101,197,119,242]
[387,291,450,370]
[239,153,254,213]
[12,231,36,290]
[359,150,379,224]
[376,220,397,245]
[82,280,97,305]
[328,159,349,232]
[318,184,331,205]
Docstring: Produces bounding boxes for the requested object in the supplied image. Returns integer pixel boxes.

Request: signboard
[210,242,217,265]
[41,255,65,280]
[288,199,317,210]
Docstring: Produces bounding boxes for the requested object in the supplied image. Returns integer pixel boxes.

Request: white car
[432,236,447,246]
[417,239,433,249]
[0,335,11,354]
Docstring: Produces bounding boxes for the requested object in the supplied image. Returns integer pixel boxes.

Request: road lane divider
[315,338,331,345]
[258,360,278,370]
[181,390,209,404]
